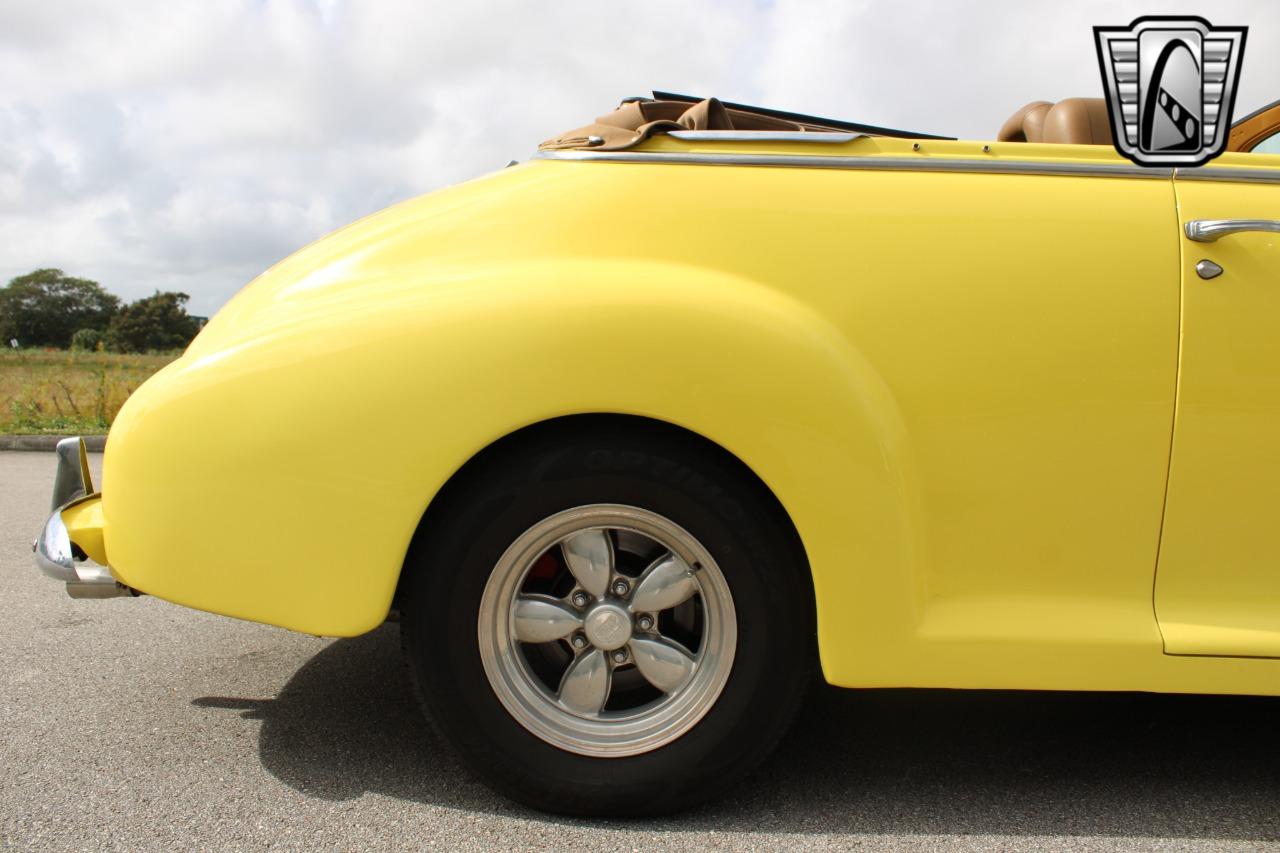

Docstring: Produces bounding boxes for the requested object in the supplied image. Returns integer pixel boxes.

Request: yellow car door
[1157,150,1280,657]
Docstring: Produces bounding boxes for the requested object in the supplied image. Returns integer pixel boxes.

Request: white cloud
[1,0,1276,315]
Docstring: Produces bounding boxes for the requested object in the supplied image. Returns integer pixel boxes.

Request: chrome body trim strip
[1174,166,1280,184]
[667,130,861,143]
[533,149,1172,178]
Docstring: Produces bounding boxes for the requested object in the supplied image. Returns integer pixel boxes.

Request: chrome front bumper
[32,437,133,599]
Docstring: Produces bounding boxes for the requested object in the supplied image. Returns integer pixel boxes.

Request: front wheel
[401,427,813,816]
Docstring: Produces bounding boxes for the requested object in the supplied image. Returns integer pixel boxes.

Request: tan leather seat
[1041,98,1112,145]
[998,98,1113,145]
[998,101,1053,142]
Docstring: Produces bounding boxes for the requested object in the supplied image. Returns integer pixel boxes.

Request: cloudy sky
[2,0,1277,316]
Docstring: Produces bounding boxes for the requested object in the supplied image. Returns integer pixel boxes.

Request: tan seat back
[998,98,1113,145]
[1041,98,1113,145]
[997,101,1053,142]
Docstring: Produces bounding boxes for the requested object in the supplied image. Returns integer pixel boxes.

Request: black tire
[400,423,814,816]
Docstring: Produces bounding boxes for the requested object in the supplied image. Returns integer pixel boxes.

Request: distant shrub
[0,269,119,349]
[106,291,200,353]
[70,328,104,351]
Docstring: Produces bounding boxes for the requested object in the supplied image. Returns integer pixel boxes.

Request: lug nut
[611,579,630,596]
[571,634,588,650]
[571,592,589,607]
[611,648,628,664]
[636,614,654,631]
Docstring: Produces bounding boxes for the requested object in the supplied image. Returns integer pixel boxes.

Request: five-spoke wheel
[400,427,812,815]
[478,505,736,756]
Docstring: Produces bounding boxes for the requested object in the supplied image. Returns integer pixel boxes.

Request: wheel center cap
[583,603,632,651]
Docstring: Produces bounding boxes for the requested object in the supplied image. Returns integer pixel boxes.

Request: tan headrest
[998,101,1053,143]
[1041,98,1113,145]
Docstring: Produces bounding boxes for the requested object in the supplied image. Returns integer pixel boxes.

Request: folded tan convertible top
[541,93,950,151]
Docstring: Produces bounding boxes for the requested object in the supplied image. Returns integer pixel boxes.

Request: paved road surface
[3,451,1278,850]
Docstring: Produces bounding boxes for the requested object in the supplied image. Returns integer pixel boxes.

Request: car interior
[542,92,1280,154]
[996,99,1112,145]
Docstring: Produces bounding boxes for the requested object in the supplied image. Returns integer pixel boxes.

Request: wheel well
[395,414,812,607]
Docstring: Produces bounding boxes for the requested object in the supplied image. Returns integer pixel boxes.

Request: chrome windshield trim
[1174,166,1280,184]
[532,149,1171,179]
[667,130,862,143]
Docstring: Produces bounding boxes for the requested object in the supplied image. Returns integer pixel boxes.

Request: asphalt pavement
[3,451,1279,850]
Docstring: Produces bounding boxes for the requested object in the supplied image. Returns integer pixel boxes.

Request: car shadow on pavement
[194,624,1280,841]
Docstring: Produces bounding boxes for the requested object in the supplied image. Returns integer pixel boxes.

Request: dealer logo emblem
[1094,16,1247,167]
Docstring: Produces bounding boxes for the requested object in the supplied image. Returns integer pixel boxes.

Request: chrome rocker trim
[32,436,133,599]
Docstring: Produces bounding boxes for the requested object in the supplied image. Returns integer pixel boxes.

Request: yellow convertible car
[33,93,1280,816]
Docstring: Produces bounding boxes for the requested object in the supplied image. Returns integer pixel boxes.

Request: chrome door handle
[1185,219,1280,242]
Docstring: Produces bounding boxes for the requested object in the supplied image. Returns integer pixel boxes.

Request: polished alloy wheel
[404,431,813,814]
[477,504,737,756]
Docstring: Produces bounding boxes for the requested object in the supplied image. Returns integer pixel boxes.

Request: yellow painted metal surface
[62,495,107,567]
[1156,154,1280,657]
[98,135,1280,694]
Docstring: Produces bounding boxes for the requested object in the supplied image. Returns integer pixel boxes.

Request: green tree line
[0,269,203,353]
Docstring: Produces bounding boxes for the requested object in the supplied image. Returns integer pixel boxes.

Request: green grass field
[0,350,177,434]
